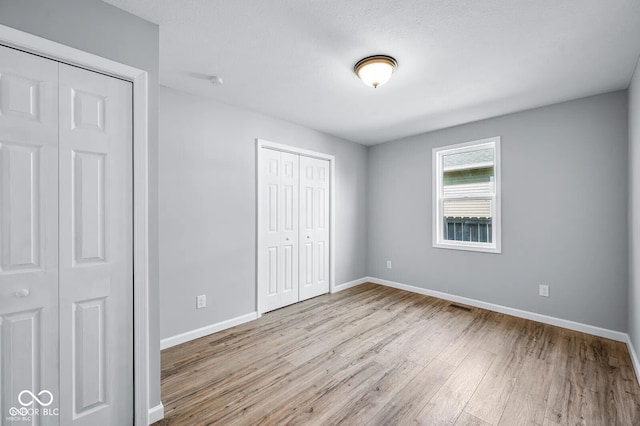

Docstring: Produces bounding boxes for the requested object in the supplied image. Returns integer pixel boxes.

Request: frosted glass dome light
[354,55,398,88]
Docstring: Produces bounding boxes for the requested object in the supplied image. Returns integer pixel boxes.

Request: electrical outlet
[196,294,207,309]
[539,285,549,297]
[386,260,392,269]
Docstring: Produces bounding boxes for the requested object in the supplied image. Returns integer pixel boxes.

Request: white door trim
[0,24,153,425]
[255,139,336,316]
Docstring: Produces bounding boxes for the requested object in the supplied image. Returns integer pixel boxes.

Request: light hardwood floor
[156,283,640,425]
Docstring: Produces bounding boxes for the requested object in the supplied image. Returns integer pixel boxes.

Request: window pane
[443,199,492,243]
[443,148,493,169]
[443,148,494,196]
[433,138,500,252]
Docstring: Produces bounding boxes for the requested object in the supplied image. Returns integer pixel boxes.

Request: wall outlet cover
[386,261,392,269]
[196,294,207,309]
[539,285,549,297]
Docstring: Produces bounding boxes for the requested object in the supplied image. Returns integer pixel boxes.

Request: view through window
[433,137,501,253]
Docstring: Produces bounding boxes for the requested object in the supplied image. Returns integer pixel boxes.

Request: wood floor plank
[543,418,564,426]
[213,353,349,425]
[455,411,494,426]
[415,349,496,425]
[498,355,554,425]
[155,283,640,425]
[545,333,640,426]
[476,312,520,355]
[324,357,423,424]
[435,309,497,365]
[367,358,457,425]
[406,310,476,367]
[464,348,524,425]
[273,360,387,425]
[244,359,349,424]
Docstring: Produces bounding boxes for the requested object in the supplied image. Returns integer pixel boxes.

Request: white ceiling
[104,0,640,145]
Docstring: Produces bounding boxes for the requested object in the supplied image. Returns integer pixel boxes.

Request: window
[432,137,501,253]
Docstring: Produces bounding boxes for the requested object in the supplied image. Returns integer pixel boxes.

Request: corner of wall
[628,52,640,374]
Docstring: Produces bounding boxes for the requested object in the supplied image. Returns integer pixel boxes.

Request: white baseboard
[160,312,258,350]
[332,277,369,293]
[368,277,627,342]
[626,335,640,384]
[148,403,164,424]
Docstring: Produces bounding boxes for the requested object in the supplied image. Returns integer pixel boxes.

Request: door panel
[259,148,299,313]
[3,143,40,269]
[73,297,107,413]
[58,64,133,425]
[0,45,59,425]
[299,156,330,301]
[73,151,106,263]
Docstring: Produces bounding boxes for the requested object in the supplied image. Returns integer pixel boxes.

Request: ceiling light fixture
[354,55,398,88]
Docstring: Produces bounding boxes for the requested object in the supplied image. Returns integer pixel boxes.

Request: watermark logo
[6,390,59,422]
[18,390,53,407]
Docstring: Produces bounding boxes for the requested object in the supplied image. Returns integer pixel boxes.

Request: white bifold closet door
[259,147,329,313]
[0,45,133,425]
[58,63,133,426]
[0,45,60,425]
[260,149,300,313]
[298,155,330,301]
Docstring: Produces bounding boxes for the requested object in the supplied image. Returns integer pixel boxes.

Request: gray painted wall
[368,91,629,332]
[1,0,635,413]
[0,0,162,408]
[159,86,368,340]
[629,60,640,353]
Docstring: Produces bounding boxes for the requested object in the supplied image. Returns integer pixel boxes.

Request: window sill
[433,241,502,254]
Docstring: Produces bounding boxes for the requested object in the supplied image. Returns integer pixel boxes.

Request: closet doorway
[0,43,133,425]
[256,140,335,314]
[0,22,151,424]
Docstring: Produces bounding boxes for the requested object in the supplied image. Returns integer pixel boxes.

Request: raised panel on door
[0,45,59,425]
[259,148,299,313]
[58,64,133,426]
[299,156,330,302]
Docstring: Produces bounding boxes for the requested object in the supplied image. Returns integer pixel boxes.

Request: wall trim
[0,24,152,425]
[160,312,258,350]
[332,277,368,293]
[368,277,628,342]
[148,403,165,424]
[626,336,640,385]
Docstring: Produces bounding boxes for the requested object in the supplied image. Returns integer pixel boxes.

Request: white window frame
[432,136,502,254]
